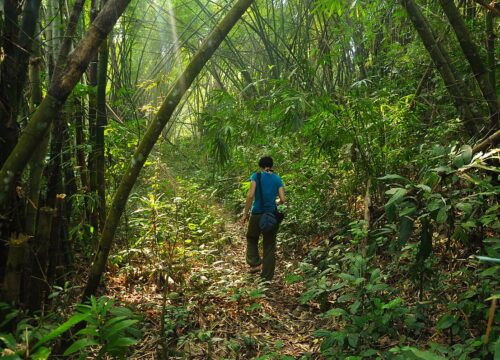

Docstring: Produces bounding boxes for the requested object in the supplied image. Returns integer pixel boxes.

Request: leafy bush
[0,296,141,359]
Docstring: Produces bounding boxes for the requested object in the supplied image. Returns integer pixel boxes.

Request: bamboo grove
[0,0,499,358]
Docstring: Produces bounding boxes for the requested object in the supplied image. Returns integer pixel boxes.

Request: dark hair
[258,156,273,168]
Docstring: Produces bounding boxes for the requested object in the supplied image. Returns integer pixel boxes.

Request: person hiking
[241,156,285,281]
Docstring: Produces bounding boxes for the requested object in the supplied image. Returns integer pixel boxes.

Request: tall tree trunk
[26,22,46,238]
[28,207,54,311]
[83,0,256,299]
[0,0,131,209]
[62,122,78,224]
[88,0,100,234]
[0,0,21,168]
[486,10,496,99]
[96,0,108,230]
[75,98,90,199]
[0,0,22,283]
[439,0,499,128]
[47,195,65,286]
[14,0,43,112]
[400,0,480,136]
[1,233,29,304]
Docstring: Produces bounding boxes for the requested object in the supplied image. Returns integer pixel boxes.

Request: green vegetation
[0,0,499,358]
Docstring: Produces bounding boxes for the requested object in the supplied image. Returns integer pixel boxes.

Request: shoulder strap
[257,172,265,212]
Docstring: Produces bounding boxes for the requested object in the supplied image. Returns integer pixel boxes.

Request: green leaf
[337,294,354,303]
[486,293,500,301]
[102,319,139,340]
[378,174,411,183]
[432,165,454,175]
[400,205,417,217]
[399,216,414,244]
[427,198,442,213]
[385,188,407,209]
[76,326,99,337]
[32,311,91,352]
[0,308,19,328]
[361,349,378,356]
[320,334,335,351]
[63,338,99,355]
[456,202,472,215]
[436,314,456,330]
[481,266,500,277]
[103,315,129,328]
[244,303,262,311]
[370,269,381,282]
[31,347,51,360]
[314,329,331,338]
[416,184,431,193]
[347,333,359,348]
[284,273,303,284]
[382,297,403,310]
[105,336,138,349]
[324,308,347,317]
[476,256,500,264]
[338,273,356,282]
[409,348,447,360]
[452,145,473,168]
[436,207,448,224]
[0,333,17,349]
[300,289,320,304]
[349,300,361,314]
[110,306,134,318]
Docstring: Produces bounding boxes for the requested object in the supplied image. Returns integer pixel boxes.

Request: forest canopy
[0,0,499,358]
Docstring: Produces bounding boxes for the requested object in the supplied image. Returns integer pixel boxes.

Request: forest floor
[105,210,320,359]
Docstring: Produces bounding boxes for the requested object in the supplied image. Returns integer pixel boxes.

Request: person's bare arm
[277,186,286,205]
[241,181,256,223]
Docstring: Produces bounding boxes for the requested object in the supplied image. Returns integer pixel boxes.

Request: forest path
[117,209,319,359]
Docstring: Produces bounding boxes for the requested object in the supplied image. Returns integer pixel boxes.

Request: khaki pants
[246,214,278,281]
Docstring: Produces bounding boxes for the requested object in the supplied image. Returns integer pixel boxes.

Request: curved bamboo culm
[473,129,500,154]
[438,0,500,128]
[0,0,131,207]
[400,0,480,136]
[82,0,256,299]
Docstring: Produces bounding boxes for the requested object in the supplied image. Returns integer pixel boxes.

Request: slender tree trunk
[83,0,256,299]
[486,10,496,98]
[28,207,54,311]
[47,195,65,286]
[400,0,480,136]
[52,0,86,81]
[88,0,100,234]
[0,0,131,208]
[410,60,434,110]
[96,0,108,230]
[62,123,78,224]
[0,0,21,283]
[439,0,499,128]
[75,98,90,195]
[14,0,43,112]
[26,24,47,237]
[1,234,30,304]
[0,0,21,168]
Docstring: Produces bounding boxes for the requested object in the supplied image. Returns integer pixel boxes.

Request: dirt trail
[111,215,319,359]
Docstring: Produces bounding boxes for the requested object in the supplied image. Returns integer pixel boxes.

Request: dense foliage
[0,0,498,358]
